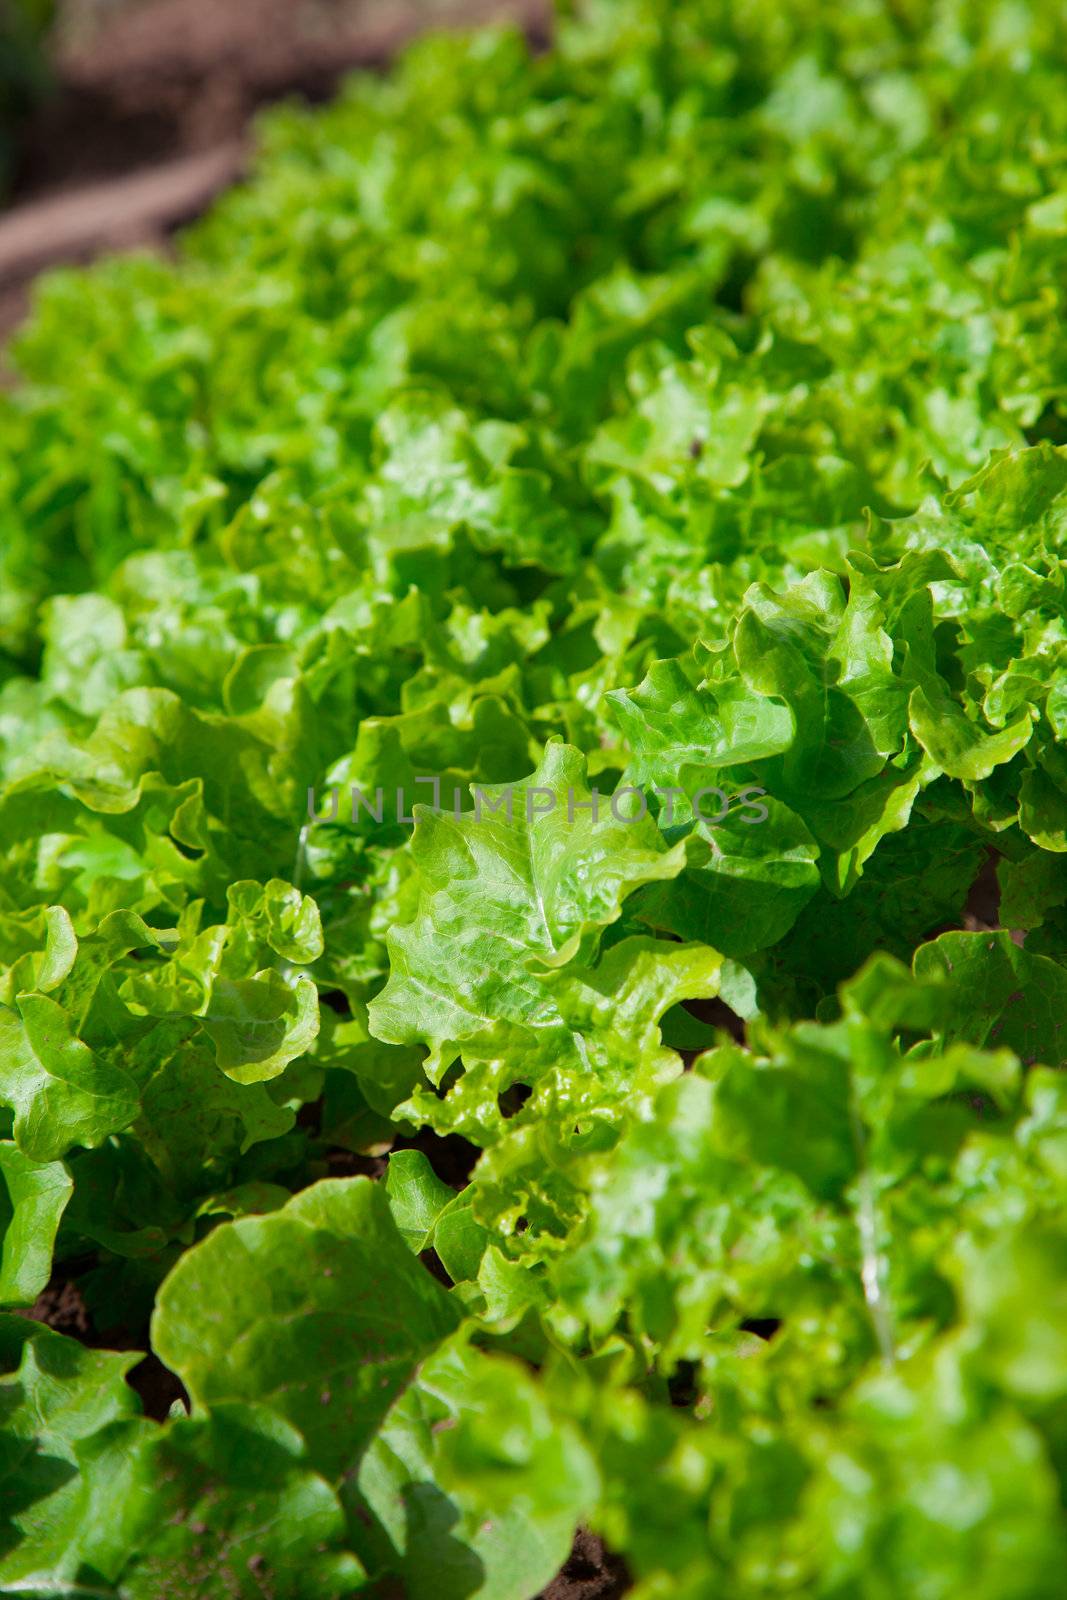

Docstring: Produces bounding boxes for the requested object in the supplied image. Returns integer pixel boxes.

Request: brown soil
[536,1529,632,1599]
[22,1274,93,1340]
[963,848,1001,932]
[962,848,1026,946]
[19,1270,191,1421]
[0,140,244,280]
[23,0,550,195]
[0,0,550,335]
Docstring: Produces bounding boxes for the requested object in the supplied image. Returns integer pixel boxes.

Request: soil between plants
[535,1529,632,1599]
[21,1266,633,1596]
[19,1272,191,1421]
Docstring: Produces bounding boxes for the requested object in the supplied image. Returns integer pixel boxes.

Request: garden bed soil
[537,1530,632,1599]
[22,0,551,196]
[0,0,550,334]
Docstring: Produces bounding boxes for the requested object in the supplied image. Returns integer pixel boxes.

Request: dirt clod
[22,1275,93,1339]
[128,1351,191,1421]
[538,1529,632,1600]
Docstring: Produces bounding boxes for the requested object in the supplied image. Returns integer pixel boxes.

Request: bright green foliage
[152,1178,459,1476]
[351,1333,599,1599]
[3,0,1067,1591]
[0,1141,71,1305]
[0,1316,146,1592]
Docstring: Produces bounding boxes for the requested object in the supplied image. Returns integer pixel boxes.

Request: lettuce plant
[3,1,1067,1594]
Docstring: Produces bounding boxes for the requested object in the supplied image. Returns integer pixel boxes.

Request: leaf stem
[849,1103,896,1365]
